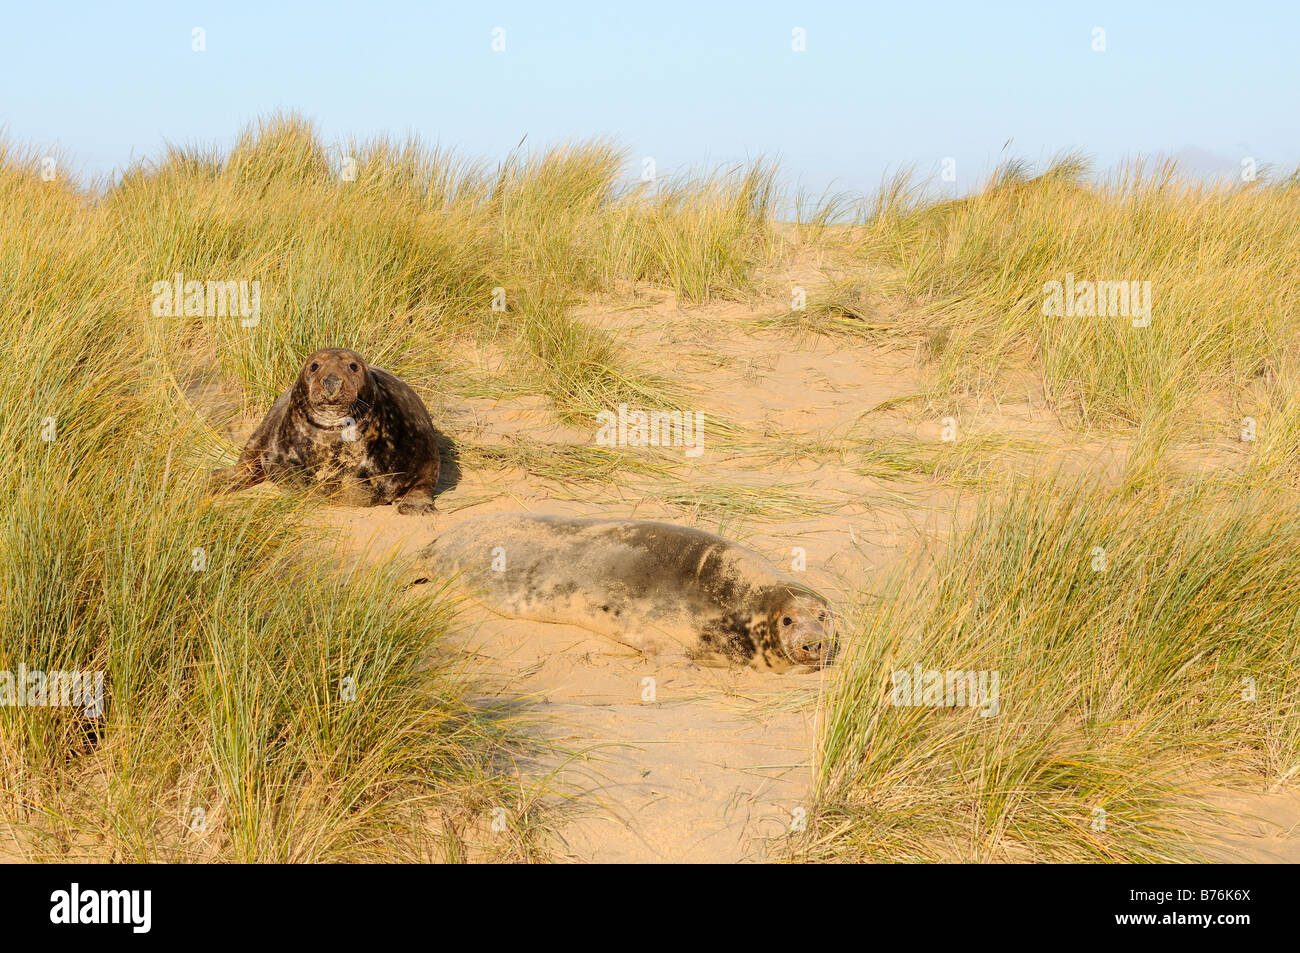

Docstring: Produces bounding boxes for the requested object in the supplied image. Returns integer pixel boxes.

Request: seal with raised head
[211,347,441,514]
[411,514,837,670]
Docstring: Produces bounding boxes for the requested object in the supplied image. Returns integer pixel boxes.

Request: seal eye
[782,616,794,627]
[348,362,359,372]
[310,362,320,372]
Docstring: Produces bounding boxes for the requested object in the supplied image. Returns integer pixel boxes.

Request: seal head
[295,347,373,428]
[771,589,837,667]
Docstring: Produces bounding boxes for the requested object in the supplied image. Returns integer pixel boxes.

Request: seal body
[212,348,441,514]
[414,514,837,670]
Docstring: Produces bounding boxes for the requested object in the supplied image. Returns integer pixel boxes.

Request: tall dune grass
[108,115,777,424]
[0,137,502,861]
[807,477,1300,862]
[852,157,1300,441]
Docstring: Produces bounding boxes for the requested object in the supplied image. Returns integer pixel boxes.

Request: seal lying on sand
[411,514,837,670]
[211,347,441,514]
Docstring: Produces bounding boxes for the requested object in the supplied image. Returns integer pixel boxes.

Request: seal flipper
[395,485,436,515]
[209,388,290,494]
[208,461,265,493]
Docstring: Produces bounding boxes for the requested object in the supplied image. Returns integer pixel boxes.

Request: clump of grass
[509,283,687,424]
[853,433,1053,488]
[601,163,780,302]
[1238,352,1300,485]
[857,155,1300,438]
[758,280,896,337]
[226,112,334,189]
[791,187,857,244]
[110,130,499,408]
[648,481,839,523]
[460,434,678,485]
[806,477,1300,862]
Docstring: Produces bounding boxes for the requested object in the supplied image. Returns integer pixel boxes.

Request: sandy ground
[303,292,914,862]
[313,471,839,862]
[278,285,1300,863]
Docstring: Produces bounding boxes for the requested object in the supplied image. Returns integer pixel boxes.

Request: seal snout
[799,638,829,658]
[320,373,343,399]
[788,637,834,667]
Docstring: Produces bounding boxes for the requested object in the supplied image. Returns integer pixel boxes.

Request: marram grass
[7,114,1300,864]
[802,477,1300,862]
[854,156,1300,434]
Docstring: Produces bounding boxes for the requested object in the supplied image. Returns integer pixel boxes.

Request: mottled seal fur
[211,347,441,514]
[412,514,837,670]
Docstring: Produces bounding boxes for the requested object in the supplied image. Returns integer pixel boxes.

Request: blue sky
[2,1,1296,193]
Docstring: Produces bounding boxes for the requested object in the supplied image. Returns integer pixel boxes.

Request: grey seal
[211,347,441,514]
[412,514,838,670]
